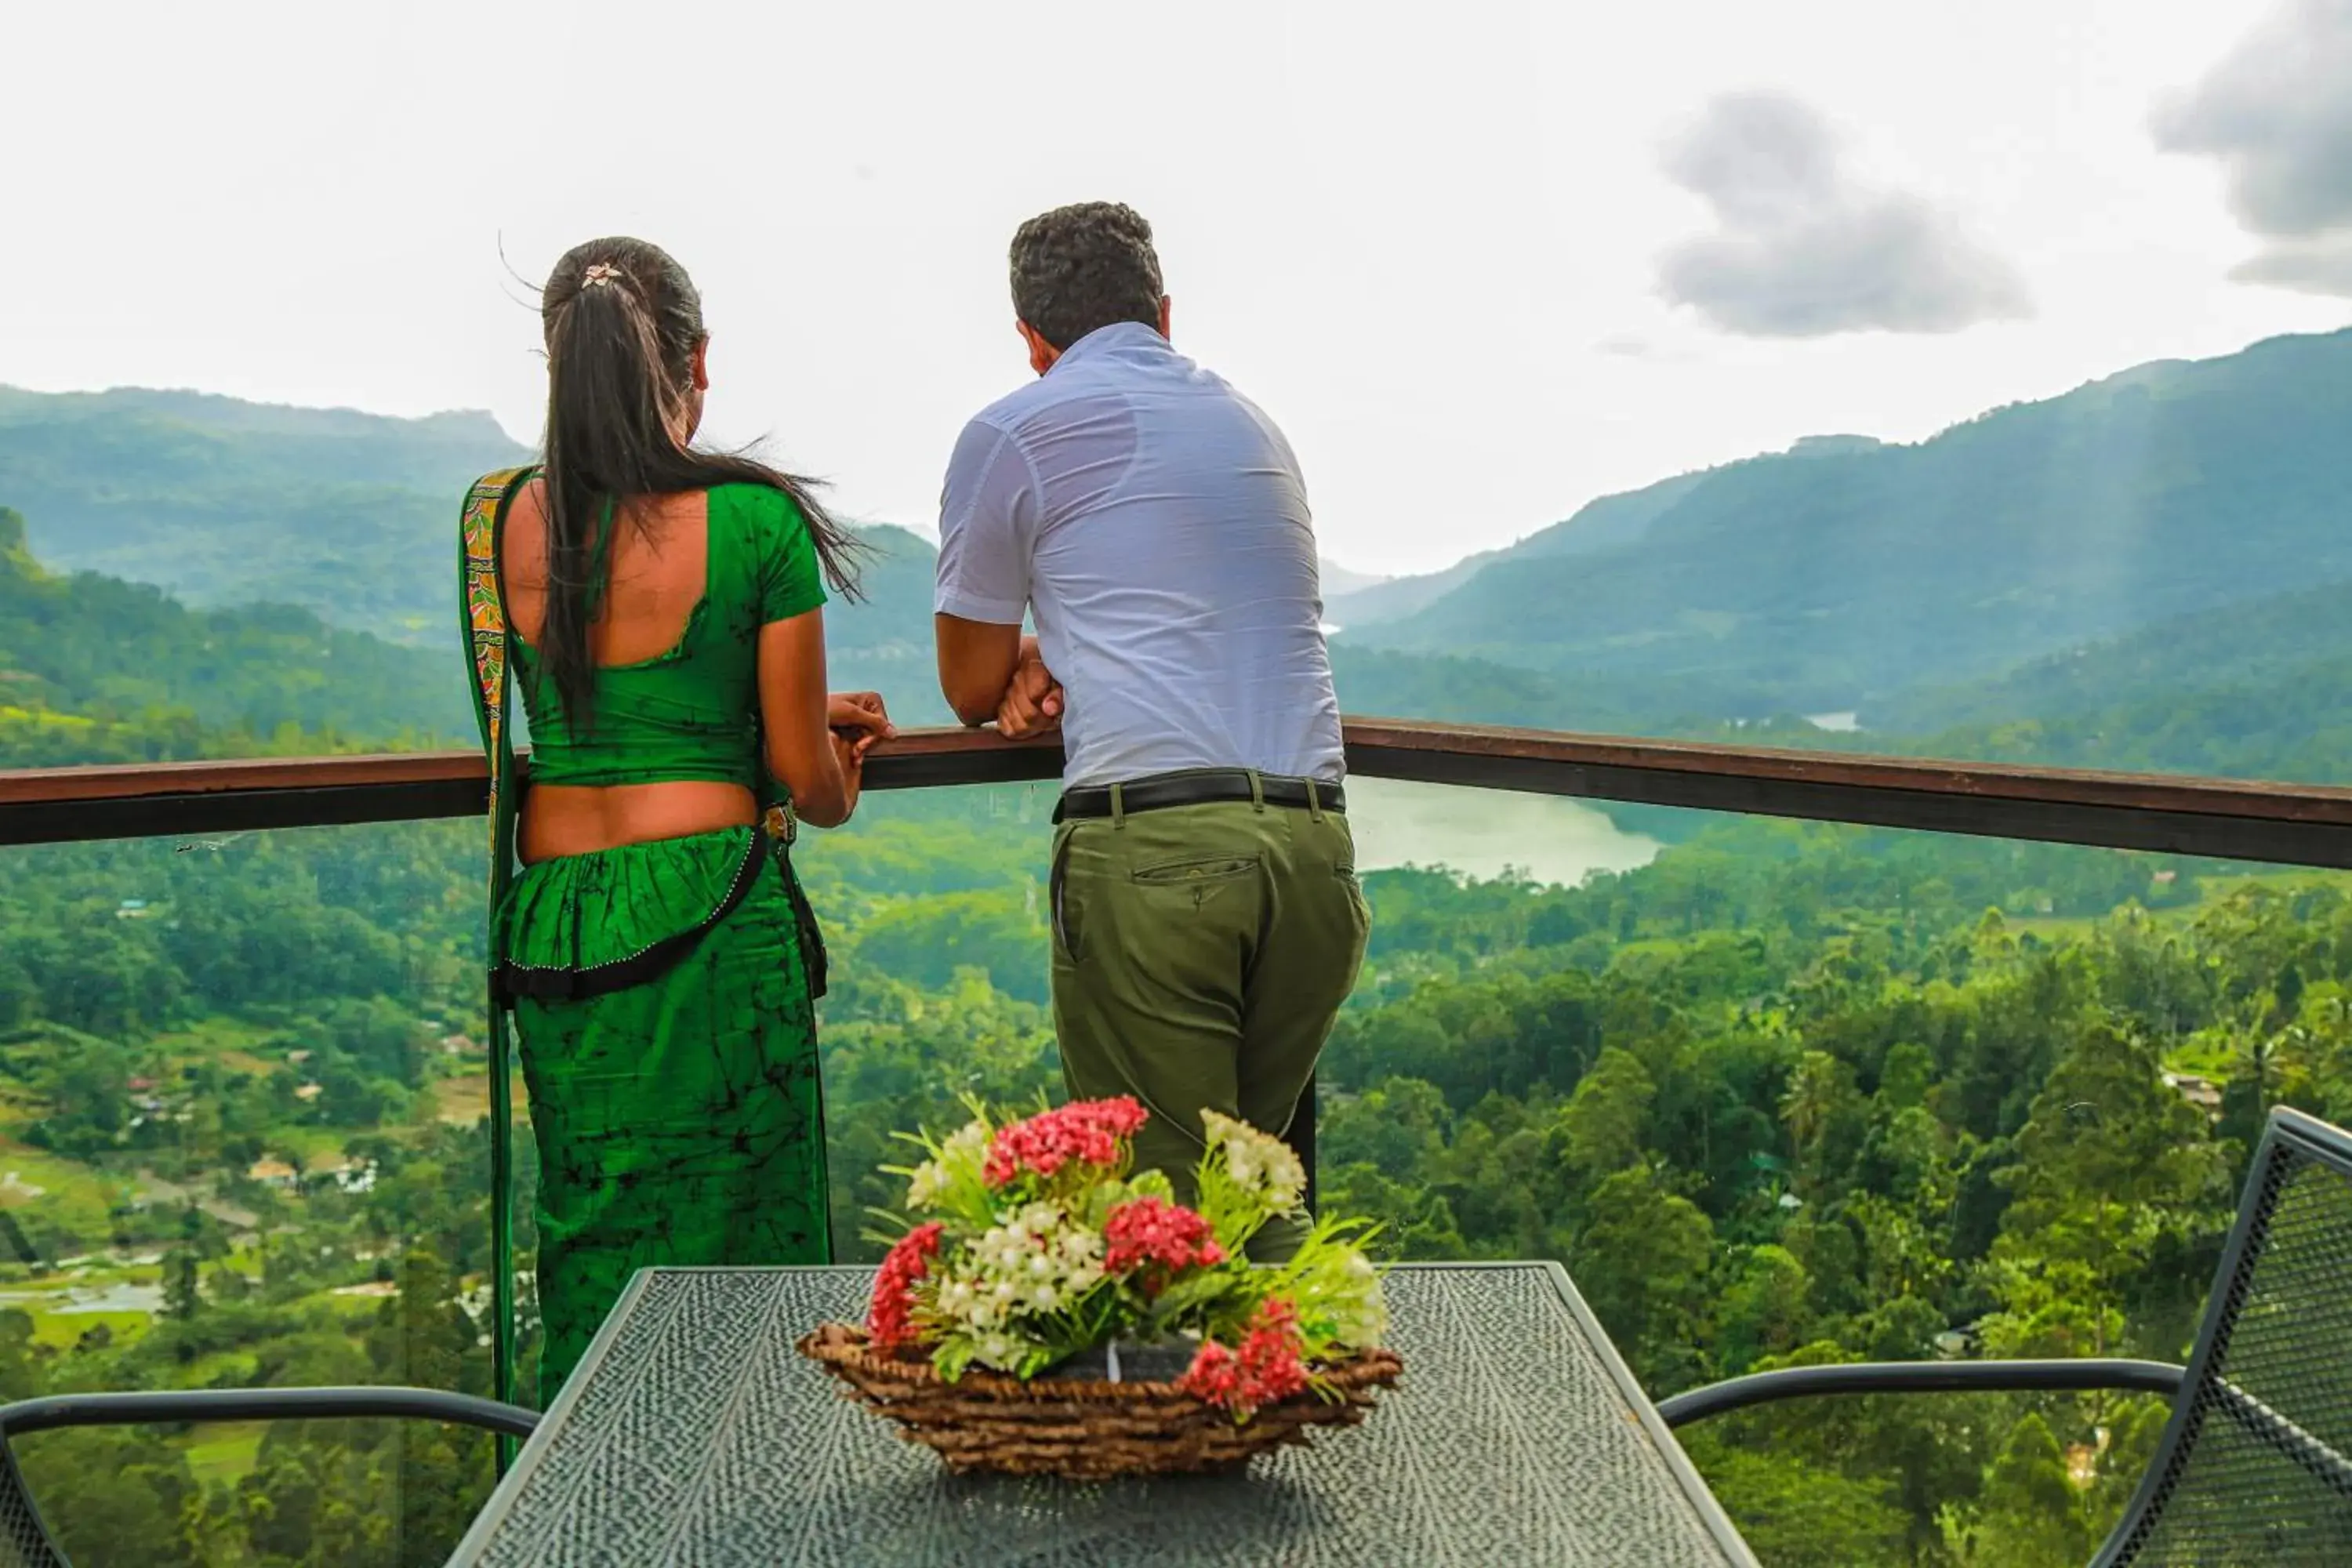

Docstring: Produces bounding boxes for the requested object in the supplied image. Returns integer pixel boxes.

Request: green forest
[2,331,2350,1563]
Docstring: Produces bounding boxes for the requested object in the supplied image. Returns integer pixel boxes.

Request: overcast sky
[7,1,2350,575]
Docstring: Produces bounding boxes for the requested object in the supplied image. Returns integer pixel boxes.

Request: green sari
[459,473,833,1404]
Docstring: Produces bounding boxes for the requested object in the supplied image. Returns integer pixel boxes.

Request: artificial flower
[1201,1108,1308,1212]
[983,1098,1149,1187]
[866,1099,1384,1404]
[867,1221,942,1352]
[1102,1196,1225,1284]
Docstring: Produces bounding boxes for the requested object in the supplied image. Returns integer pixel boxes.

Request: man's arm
[935,615,1023,728]
[932,417,1040,727]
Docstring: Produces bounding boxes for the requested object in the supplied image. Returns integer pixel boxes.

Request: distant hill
[0,498,964,767]
[0,387,945,662]
[11,332,2350,789]
[1336,568,2352,797]
[1880,579,2352,735]
[1328,470,1716,628]
[0,386,531,641]
[0,506,463,767]
[822,524,953,726]
[1319,558,1389,598]
[1342,328,2352,720]
[1331,645,1766,738]
[1873,579,2352,785]
[0,384,958,723]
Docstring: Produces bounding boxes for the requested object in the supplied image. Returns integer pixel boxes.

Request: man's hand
[996,640,1063,740]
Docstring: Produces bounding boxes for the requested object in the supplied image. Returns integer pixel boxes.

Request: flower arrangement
[858,1096,1390,1423]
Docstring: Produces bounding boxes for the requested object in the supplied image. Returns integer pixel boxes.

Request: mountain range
[3,324,2348,786]
[1333,328,2352,731]
[0,506,466,768]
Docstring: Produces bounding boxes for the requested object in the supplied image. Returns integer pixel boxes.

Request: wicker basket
[795,1321,1403,1478]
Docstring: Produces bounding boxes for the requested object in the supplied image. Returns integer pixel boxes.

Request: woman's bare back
[502,481,710,662]
[501,481,758,861]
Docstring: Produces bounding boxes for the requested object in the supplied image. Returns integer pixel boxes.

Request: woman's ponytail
[533,238,866,736]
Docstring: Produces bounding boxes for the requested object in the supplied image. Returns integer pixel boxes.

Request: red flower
[982,1098,1149,1187]
[1178,1339,1243,1407]
[1237,1297,1310,1406]
[1182,1297,1312,1417]
[1102,1196,1225,1286]
[866,1221,943,1352]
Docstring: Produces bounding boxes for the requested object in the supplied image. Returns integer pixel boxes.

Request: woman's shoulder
[465,464,541,500]
[709,481,812,545]
[708,480,807,518]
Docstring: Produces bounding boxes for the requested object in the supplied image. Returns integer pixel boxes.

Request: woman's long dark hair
[534,236,864,731]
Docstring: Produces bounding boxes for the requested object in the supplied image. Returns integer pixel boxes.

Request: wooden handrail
[0,750,491,806]
[1344,719,2352,827]
[0,728,1062,808]
[4,720,2351,866]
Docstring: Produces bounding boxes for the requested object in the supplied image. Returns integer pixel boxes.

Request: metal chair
[1661,1105,2352,1566]
[0,1385,537,1568]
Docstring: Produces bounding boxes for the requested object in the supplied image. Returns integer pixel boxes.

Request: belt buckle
[763,804,798,847]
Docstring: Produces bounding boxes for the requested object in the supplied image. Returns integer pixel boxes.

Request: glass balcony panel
[0,818,500,1566]
[2,757,2347,1562]
[803,782,1063,1264]
[1308,784,2352,1562]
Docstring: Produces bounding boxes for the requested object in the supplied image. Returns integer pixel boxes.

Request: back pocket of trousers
[1131,856,1259,885]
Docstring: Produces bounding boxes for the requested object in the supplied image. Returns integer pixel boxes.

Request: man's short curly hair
[1009,202,1164,352]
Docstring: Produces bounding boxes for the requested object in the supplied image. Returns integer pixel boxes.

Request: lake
[1345,777,1660,887]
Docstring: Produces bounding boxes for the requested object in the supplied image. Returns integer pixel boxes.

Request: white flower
[935,1198,1109,1348]
[1318,1250,1388,1348]
[1201,1109,1308,1212]
[906,1119,990,1210]
[974,1332,1032,1371]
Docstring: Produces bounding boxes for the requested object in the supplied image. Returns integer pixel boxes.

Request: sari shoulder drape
[459,465,534,1425]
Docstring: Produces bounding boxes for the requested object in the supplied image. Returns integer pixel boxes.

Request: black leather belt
[1053,769,1345,824]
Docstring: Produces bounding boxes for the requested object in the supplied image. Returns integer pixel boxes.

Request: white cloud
[2155,0,2352,296]
[1657,93,2031,337]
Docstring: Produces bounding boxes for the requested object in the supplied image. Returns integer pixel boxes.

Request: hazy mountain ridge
[6,325,2350,782]
[0,506,467,765]
[0,387,960,725]
[1327,467,1723,628]
[0,385,531,641]
[1343,327,2352,720]
[1879,578,2352,736]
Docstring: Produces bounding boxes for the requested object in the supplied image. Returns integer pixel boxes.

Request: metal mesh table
[451,1262,1756,1566]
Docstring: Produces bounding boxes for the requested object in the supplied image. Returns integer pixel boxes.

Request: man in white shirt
[933,202,1367,1255]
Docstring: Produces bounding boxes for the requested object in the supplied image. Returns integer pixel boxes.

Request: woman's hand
[757,613,883,831]
[829,690,894,745]
[828,727,868,822]
[821,693,889,824]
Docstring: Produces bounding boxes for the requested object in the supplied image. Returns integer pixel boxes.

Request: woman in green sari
[460,236,887,1398]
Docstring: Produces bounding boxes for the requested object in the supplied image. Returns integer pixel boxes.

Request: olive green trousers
[1050,797,1370,1258]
